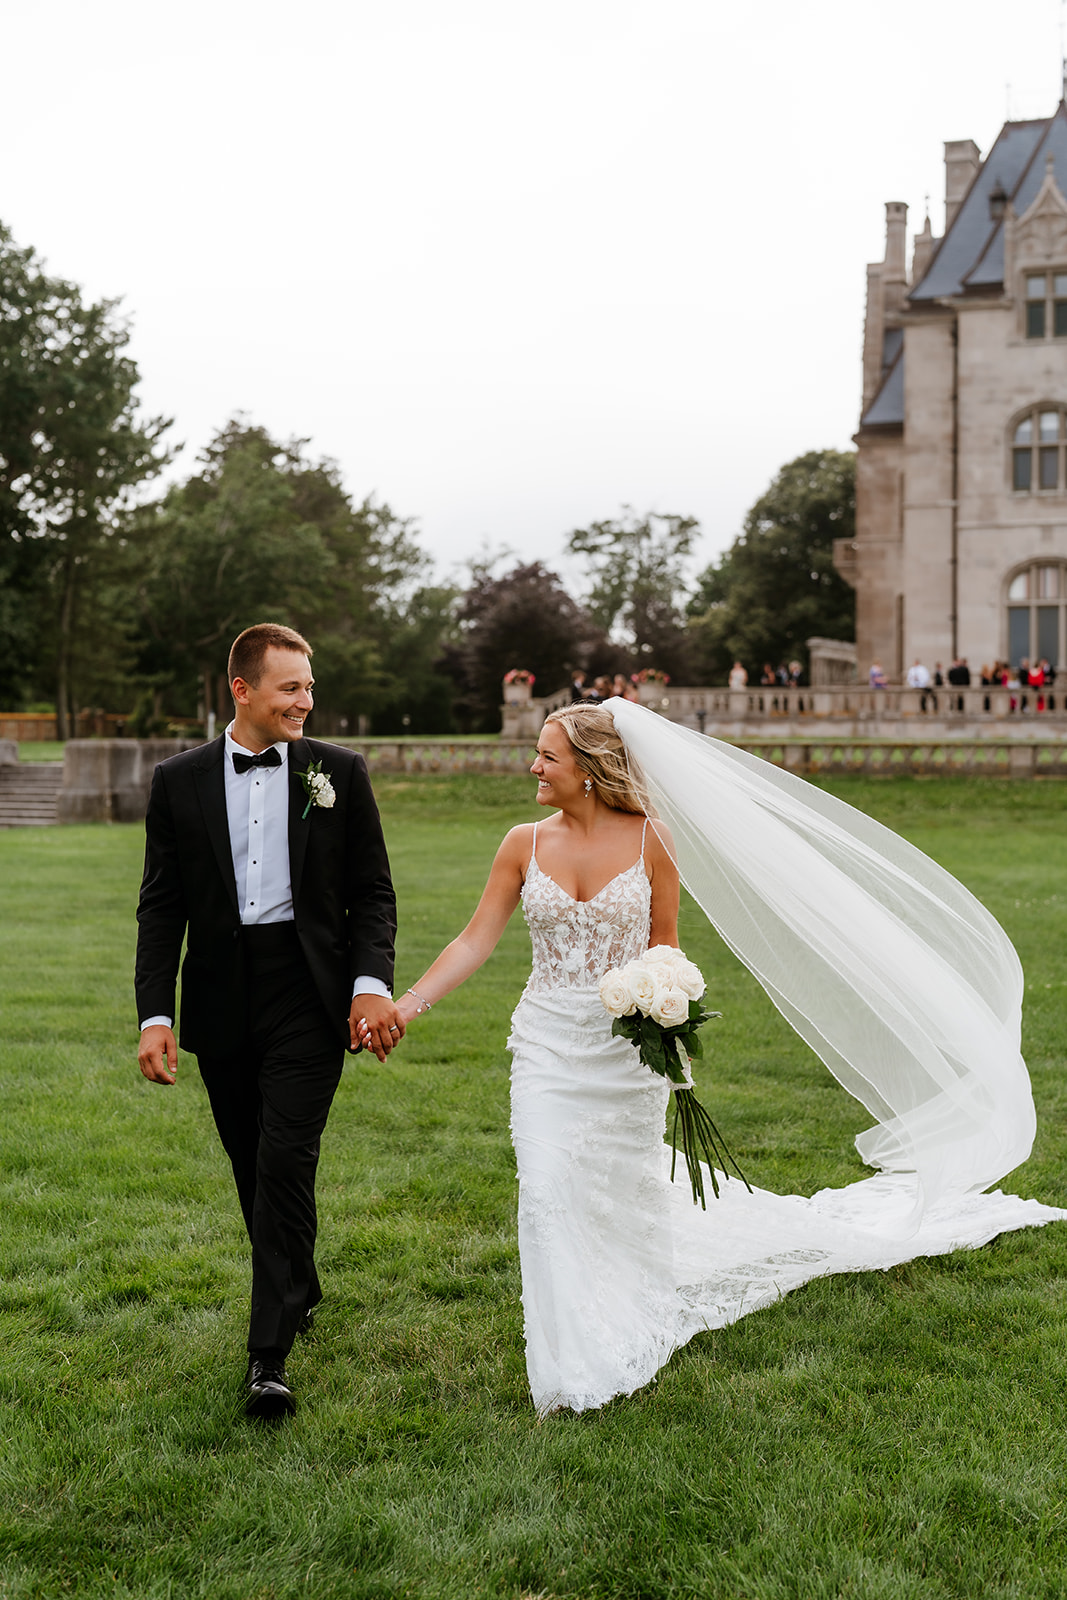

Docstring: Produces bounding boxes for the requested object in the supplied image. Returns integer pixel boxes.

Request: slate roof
[862,347,904,427]
[860,102,1067,428]
[909,117,1049,301]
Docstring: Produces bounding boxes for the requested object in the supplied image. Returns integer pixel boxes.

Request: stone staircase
[0,762,63,826]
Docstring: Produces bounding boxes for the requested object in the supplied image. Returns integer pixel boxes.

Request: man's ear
[230,676,251,707]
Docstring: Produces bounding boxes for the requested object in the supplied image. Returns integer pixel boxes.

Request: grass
[10,742,65,763]
[1,775,1067,1598]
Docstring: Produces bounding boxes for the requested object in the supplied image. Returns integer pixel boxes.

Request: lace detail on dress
[520,824,652,995]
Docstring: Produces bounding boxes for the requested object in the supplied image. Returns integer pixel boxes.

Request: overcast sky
[2,0,1065,587]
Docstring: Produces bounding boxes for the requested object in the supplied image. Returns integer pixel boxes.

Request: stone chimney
[884,201,908,280]
[882,201,909,318]
[944,139,981,230]
[911,214,936,287]
[861,202,909,413]
[861,262,884,412]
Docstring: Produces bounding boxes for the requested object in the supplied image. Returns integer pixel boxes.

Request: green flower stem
[670,1087,753,1211]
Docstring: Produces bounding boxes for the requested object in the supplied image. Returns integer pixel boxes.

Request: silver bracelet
[407,986,433,1014]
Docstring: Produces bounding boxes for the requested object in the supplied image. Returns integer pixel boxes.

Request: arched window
[1006,561,1067,668]
[1011,405,1067,492]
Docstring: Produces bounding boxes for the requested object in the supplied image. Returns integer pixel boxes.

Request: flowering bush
[632,669,670,685]
[503,668,536,685]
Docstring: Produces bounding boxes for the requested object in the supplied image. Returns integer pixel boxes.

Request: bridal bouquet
[599,945,750,1209]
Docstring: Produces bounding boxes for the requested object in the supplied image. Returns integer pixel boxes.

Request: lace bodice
[521,823,652,995]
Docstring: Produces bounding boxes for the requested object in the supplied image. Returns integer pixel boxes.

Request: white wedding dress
[508,819,1066,1418]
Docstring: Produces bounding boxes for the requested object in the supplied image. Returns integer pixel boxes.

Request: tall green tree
[687,449,856,683]
[132,422,335,721]
[0,221,170,728]
[132,420,443,732]
[567,508,699,680]
[447,561,595,732]
[370,584,459,735]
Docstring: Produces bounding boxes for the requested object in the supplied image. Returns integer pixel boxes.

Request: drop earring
[584,778,593,796]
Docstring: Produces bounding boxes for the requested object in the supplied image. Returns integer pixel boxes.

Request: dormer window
[1025,271,1067,337]
[1012,407,1067,491]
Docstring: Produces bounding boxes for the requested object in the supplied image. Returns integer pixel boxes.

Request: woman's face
[530,721,586,808]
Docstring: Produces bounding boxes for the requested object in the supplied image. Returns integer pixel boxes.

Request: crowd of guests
[727,660,804,690]
[896,656,1059,711]
[573,658,1060,714]
[569,672,641,705]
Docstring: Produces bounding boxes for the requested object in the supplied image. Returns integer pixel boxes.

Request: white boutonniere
[299,759,336,819]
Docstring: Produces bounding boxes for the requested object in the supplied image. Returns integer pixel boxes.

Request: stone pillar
[0,740,16,766]
[57,739,201,823]
[807,638,858,686]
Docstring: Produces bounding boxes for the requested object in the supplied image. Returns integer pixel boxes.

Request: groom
[136,623,404,1420]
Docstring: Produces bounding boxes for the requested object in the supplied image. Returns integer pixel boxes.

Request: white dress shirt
[224,724,294,925]
[139,724,388,1029]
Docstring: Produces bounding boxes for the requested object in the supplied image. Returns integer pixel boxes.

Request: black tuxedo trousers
[198,922,342,1357]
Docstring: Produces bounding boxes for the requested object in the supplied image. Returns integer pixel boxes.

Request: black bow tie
[232,747,282,775]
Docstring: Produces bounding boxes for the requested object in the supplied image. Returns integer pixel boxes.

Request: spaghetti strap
[639,817,649,859]
[529,821,539,867]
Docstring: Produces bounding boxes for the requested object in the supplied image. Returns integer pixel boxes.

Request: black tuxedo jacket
[135,735,397,1056]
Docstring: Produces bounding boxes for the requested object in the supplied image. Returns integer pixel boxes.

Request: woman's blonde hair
[543,703,649,815]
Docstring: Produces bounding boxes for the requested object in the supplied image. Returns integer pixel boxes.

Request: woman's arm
[647,820,680,949]
[392,825,531,1026]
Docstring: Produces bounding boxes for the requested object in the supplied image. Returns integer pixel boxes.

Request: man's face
[232,647,314,749]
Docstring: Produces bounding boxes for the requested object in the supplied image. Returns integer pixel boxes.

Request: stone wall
[57,739,201,823]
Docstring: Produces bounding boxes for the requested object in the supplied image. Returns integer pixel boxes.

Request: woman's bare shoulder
[498,821,537,860]
[644,816,678,870]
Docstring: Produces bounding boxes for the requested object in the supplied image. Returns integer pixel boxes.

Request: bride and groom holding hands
[136,622,1067,1423]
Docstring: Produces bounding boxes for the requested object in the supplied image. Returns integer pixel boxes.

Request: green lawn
[2,775,1067,1599]
[10,741,65,763]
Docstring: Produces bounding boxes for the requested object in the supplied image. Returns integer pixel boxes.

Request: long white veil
[606,698,1036,1229]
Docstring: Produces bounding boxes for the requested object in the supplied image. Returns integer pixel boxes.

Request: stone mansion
[838,100,1067,679]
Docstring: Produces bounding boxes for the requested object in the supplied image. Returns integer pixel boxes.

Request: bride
[382,700,1066,1417]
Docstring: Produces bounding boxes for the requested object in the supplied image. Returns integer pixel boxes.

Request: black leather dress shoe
[245,1356,296,1420]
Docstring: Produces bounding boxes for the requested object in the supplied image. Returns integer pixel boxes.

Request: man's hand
[139,1024,178,1085]
[349,994,405,1062]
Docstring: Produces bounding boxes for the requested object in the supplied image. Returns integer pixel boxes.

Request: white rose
[668,956,704,1001]
[624,961,658,1013]
[316,780,336,808]
[643,944,678,966]
[649,984,690,1027]
[599,969,636,1018]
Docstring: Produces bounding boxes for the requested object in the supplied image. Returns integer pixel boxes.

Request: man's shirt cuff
[140,1015,173,1031]
[351,976,390,1000]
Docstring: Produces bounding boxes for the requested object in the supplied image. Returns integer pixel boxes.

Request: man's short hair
[227,624,313,688]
